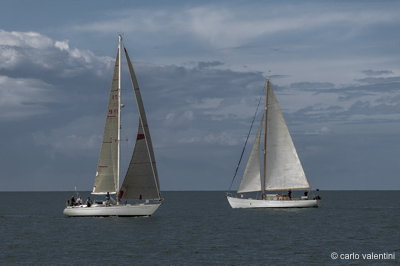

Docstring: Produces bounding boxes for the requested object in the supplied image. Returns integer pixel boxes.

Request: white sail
[119,48,161,200]
[265,82,310,191]
[92,50,120,194]
[237,116,264,193]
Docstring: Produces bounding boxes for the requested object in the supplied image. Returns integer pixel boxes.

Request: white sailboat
[227,80,319,208]
[64,35,162,217]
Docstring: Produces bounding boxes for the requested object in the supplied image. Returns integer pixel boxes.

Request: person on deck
[288,190,292,199]
[70,196,76,206]
[86,197,92,207]
[105,192,110,206]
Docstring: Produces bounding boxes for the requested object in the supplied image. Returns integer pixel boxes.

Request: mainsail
[235,80,310,194]
[237,116,264,193]
[264,81,310,191]
[119,48,161,200]
[92,50,120,194]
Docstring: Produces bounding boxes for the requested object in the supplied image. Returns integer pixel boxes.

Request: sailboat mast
[116,35,122,203]
[262,80,269,198]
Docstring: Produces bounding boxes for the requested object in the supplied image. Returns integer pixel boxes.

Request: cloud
[197,61,224,69]
[304,126,332,135]
[356,76,400,86]
[0,29,112,76]
[1,25,400,190]
[179,131,239,146]
[0,29,114,121]
[191,98,224,110]
[290,82,335,90]
[0,30,53,49]
[70,5,400,49]
[0,75,54,120]
[32,115,103,157]
[286,77,400,127]
[362,69,394,76]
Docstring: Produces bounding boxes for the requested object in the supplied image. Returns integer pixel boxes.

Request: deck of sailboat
[227,195,318,208]
[63,202,161,217]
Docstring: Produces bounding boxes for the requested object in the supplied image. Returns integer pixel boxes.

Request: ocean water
[0,191,399,265]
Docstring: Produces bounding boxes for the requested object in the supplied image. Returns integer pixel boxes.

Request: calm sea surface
[0,191,399,265]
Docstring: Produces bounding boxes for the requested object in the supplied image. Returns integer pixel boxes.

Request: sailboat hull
[63,203,161,217]
[227,195,318,208]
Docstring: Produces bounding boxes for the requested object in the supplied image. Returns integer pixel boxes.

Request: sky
[0,0,399,191]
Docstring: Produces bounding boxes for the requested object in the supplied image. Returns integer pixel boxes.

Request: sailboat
[227,80,319,208]
[64,35,162,217]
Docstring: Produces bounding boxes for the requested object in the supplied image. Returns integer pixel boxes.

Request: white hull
[63,202,161,217]
[227,195,318,208]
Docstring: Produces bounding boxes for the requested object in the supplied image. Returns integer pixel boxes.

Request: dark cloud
[196,61,224,69]
[290,82,335,91]
[356,76,400,86]
[0,31,269,191]
[362,69,393,76]
[0,29,399,191]
[287,77,400,125]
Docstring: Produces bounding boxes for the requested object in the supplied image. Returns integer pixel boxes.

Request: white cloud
[54,40,69,51]
[0,29,112,74]
[0,29,116,120]
[0,30,53,49]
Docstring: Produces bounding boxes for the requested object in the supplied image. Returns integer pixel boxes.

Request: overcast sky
[0,0,399,191]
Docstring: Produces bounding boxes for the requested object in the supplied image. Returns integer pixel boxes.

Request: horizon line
[0,189,399,192]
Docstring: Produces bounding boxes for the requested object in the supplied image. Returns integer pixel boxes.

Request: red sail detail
[137,133,145,140]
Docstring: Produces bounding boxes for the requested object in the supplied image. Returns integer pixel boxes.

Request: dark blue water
[0,191,399,265]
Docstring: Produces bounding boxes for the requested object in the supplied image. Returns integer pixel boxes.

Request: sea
[0,191,398,265]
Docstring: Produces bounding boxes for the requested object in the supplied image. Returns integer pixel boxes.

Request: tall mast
[262,80,269,198]
[117,35,122,202]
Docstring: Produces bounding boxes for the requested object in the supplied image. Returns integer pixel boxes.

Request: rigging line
[228,96,262,192]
